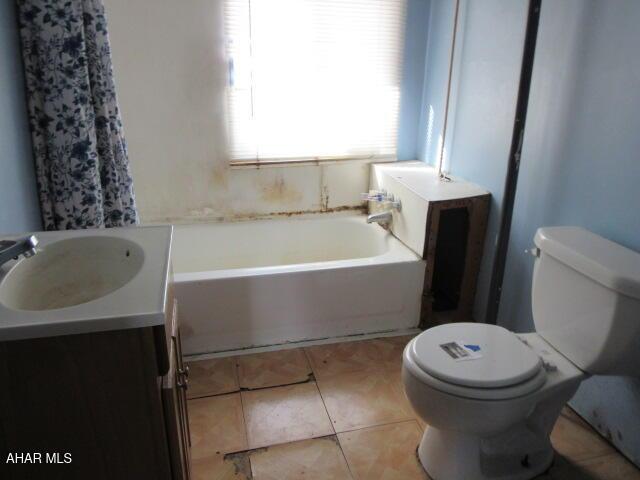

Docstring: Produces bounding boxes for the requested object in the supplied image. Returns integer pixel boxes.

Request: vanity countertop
[0,225,172,342]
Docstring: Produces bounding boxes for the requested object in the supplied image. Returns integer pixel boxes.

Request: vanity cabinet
[162,300,192,480]
[0,285,190,479]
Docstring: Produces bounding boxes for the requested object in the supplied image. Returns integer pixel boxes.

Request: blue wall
[0,1,40,234]
[442,0,640,465]
[398,0,431,161]
[398,0,458,163]
[499,0,640,465]
[442,0,528,321]
[416,0,457,164]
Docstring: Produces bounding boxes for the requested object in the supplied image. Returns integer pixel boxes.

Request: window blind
[224,0,407,162]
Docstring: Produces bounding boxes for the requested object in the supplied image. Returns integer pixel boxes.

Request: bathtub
[172,215,425,355]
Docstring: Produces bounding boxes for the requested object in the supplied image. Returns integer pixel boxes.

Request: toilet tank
[531,227,640,377]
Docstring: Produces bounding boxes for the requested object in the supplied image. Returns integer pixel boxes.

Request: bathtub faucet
[367,211,393,228]
[363,189,401,229]
[361,189,402,211]
[0,235,39,268]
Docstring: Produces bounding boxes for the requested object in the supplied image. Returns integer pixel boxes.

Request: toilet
[402,226,640,480]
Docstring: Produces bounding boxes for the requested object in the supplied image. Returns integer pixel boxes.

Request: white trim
[229,155,397,169]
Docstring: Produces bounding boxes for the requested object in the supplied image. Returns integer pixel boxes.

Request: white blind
[224,0,407,162]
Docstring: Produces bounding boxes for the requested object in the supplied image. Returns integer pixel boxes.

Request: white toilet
[402,226,640,480]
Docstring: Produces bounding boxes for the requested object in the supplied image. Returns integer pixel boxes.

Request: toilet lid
[409,323,543,388]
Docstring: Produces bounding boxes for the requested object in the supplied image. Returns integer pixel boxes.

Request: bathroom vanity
[0,227,190,480]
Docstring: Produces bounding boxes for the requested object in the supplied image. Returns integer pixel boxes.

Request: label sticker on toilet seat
[440,341,483,361]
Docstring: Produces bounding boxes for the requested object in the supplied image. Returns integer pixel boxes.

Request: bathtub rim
[174,239,422,282]
[173,244,424,283]
[173,215,423,282]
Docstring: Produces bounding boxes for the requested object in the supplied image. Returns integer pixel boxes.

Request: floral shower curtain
[17,0,138,230]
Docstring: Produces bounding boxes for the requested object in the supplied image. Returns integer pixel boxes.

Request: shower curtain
[16,0,138,230]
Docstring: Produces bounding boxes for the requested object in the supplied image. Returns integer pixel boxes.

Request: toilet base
[418,426,554,480]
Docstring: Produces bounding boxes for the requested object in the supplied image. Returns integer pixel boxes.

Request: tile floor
[186,335,640,480]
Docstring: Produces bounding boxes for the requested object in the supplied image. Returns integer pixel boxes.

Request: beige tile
[376,334,417,353]
[242,382,334,449]
[237,348,312,390]
[371,335,415,373]
[538,452,640,479]
[415,416,427,432]
[550,408,615,462]
[317,369,415,432]
[305,335,412,380]
[305,340,378,379]
[338,420,429,479]
[250,437,352,480]
[187,357,239,399]
[189,393,248,459]
[192,452,251,480]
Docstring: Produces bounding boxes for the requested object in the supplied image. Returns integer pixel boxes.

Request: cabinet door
[162,301,191,480]
[176,328,192,448]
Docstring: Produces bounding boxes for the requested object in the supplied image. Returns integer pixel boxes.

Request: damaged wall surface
[104,0,435,224]
[105,0,372,223]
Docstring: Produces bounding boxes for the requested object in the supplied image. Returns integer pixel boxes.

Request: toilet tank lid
[534,227,640,300]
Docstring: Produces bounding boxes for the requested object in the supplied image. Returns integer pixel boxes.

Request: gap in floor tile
[238,373,316,392]
[248,435,352,480]
[192,452,252,480]
[241,382,335,449]
[237,348,314,390]
[225,451,253,479]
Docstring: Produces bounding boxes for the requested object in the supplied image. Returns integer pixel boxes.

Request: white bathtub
[172,215,425,355]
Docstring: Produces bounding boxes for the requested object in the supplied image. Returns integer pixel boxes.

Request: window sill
[229,156,397,170]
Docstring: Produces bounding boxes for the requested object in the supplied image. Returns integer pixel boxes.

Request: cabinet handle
[177,375,188,390]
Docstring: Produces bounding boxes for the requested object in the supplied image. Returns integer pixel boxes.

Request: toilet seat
[405,323,548,401]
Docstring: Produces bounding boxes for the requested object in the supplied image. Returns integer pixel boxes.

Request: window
[224,0,407,163]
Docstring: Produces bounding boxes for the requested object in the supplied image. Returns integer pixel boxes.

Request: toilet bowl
[402,227,640,480]
[403,325,584,479]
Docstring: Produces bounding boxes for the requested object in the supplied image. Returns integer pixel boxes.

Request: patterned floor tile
[338,420,429,479]
[551,408,616,462]
[184,341,640,480]
[189,393,248,459]
[242,382,334,449]
[237,348,312,390]
[250,437,352,480]
[305,335,413,380]
[317,368,414,432]
[538,452,640,479]
[187,356,239,399]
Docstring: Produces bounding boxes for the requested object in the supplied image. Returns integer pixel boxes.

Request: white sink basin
[0,226,172,342]
[0,236,145,311]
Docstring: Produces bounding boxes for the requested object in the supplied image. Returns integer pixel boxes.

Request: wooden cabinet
[0,287,190,479]
[162,300,191,480]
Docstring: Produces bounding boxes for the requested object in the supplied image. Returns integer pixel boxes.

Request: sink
[0,236,145,311]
